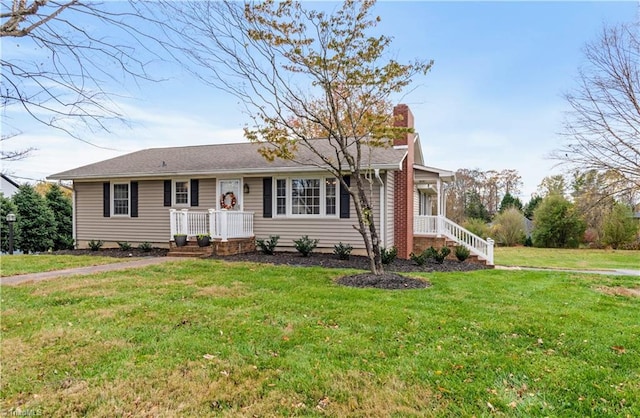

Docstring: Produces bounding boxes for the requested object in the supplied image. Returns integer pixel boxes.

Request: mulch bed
[53,249,488,290]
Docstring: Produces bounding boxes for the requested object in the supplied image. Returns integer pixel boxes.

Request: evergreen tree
[602,203,638,249]
[45,184,74,250]
[498,192,523,213]
[0,193,20,253]
[13,185,56,253]
[465,191,491,222]
[532,195,586,248]
[523,195,543,220]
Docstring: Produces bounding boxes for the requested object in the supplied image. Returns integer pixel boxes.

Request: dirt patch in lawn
[596,286,640,298]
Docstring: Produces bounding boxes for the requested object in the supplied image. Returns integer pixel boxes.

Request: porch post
[169,209,177,239]
[436,178,442,216]
[487,238,495,266]
[208,209,216,238]
[220,209,229,242]
[180,209,189,235]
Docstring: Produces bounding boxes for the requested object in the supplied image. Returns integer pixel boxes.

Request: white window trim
[111,181,131,217]
[274,176,339,218]
[172,179,190,207]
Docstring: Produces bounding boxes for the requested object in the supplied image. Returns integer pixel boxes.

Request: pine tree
[45,184,74,250]
[13,185,56,253]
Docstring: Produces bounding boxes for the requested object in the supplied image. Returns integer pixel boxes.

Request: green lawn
[0,255,134,276]
[1,260,638,417]
[495,247,640,270]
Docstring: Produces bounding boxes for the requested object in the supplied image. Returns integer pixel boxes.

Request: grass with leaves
[1,255,133,277]
[1,259,638,417]
[495,246,640,270]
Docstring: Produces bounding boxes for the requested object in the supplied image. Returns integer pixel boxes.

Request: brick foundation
[214,237,256,256]
[169,237,256,257]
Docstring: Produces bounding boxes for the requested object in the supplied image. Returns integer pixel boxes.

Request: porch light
[244,183,250,194]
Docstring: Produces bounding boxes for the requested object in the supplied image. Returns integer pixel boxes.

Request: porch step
[168,240,214,257]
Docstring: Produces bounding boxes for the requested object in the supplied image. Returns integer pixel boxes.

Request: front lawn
[495,247,640,270]
[1,260,638,417]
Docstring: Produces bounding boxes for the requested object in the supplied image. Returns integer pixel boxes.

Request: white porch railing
[170,209,254,242]
[414,215,494,265]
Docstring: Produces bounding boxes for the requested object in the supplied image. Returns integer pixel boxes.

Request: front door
[219,179,241,210]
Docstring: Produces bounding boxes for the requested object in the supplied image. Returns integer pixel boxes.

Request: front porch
[169,209,255,256]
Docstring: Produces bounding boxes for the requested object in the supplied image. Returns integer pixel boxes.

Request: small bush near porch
[1,261,638,416]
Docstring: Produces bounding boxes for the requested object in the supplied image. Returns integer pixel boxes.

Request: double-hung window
[174,180,189,206]
[275,176,338,217]
[112,183,130,216]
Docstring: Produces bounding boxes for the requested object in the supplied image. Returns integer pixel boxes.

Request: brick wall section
[214,237,256,256]
[393,104,415,259]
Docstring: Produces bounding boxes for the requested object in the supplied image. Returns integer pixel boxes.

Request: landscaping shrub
[462,217,490,239]
[88,240,104,251]
[333,242,353,260]
[532,195,585,248]
[455,245,470,262]
[409,250,429,266]
[117,241,132,251]
[602,203,638,249]
[256,235,279,255]
[492,207,526,246]
[411,246,451,265]
[294,235,319,257]
[380,246,397,265]
[138,242,153,252]
[433,246,451,264]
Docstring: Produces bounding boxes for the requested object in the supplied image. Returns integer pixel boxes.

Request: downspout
[375,169,385,247]
[72,183,77,249]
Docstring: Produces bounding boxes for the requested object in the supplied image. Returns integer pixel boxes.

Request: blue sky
[2,1,636,199]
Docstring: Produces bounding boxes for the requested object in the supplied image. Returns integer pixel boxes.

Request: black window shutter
[103,182,110,217]
[163,180,171,207]
[263,177,272,218]
[131,181,139,217]
[190,179,199,207]
[340,175,350,219]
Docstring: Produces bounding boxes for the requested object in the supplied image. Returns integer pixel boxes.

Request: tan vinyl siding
[74,178,216,247]
[385,171,395,248]
[245,174,382,250]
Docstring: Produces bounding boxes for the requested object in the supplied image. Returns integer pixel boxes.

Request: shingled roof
[49,140,408,180]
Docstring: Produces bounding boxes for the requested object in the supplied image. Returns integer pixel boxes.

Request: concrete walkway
[495,265,640,277]
[1,257,185,286]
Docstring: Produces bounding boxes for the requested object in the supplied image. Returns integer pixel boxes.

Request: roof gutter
[48,163,404,181]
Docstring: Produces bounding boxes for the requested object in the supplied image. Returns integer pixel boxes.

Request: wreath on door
[220,191,237,209]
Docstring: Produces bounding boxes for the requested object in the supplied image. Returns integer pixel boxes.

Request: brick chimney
[392,103,415,147]
[392,104,415,259]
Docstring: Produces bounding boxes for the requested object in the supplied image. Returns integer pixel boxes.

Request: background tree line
[446,168,639,249]
[1,183,73,253]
